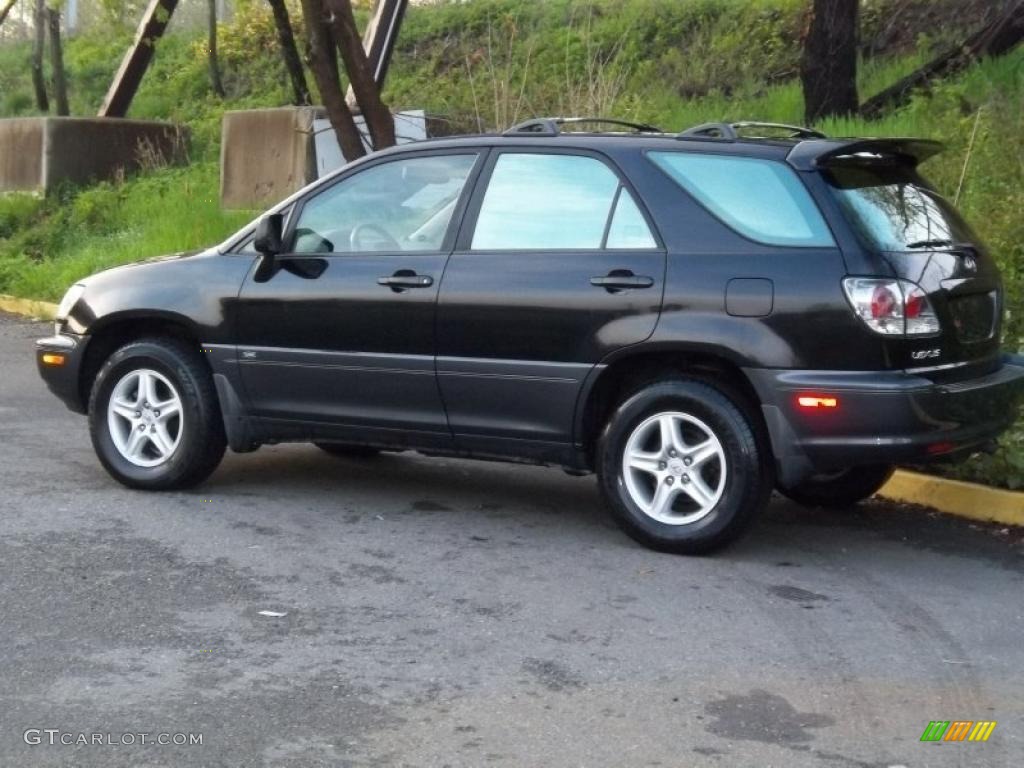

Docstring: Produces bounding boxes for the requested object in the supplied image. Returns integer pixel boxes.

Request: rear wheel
[314,442,381,459]
[88,338,226,490]
[778,465,895,509]
[597,378,772,554]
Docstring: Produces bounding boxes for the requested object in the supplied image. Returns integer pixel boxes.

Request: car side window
[470,153,656,250]
[290,154,478,254]
[648,151,835,247]
[606,188,658,249]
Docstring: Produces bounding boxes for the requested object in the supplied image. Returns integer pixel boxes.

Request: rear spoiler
[786,138,944,171]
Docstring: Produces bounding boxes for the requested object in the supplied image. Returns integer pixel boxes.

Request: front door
[235,151,482,445]
[436,149,666,457]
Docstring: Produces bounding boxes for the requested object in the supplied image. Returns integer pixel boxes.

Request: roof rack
[502,117,664,136]
[677,122,827,141]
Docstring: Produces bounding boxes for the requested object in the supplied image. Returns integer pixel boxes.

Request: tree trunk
[46,5,69,115]
[0,0,20,29]
[800,0,859,124]
[32,0,49,112]
[207,0,225,97]
[324,0,395,150]
[860,1,1024,118]
[299,0,365,161]
[266,0,311,106]
[98,0,181,118]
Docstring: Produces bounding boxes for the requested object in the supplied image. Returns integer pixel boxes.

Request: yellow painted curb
[0,294,58,320]
[879,469,1024,527]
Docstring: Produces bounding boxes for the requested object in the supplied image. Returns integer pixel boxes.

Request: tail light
[842,278,940,336]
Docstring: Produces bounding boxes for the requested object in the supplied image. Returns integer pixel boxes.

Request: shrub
[0,195,44,240]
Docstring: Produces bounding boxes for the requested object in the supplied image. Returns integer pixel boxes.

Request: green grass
[0,164,253,300]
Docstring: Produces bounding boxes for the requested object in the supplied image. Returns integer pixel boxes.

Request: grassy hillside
[0,0,1021,487]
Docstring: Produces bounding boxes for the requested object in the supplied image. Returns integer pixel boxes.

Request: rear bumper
[36,332,89,414]
[746,355,1024,486]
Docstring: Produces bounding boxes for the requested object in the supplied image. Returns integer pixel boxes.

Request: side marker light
[797,395,838,409]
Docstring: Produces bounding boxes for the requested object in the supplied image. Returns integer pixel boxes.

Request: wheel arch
[78,311,206,410]
[575,344,769,466]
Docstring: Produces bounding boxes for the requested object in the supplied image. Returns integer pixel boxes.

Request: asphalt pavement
[1,310,1022,768]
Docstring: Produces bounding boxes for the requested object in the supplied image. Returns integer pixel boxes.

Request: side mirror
[254,214,284,256]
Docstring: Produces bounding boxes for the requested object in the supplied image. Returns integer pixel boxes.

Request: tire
[778,465,895,509]
[597,378,772,554]
[88,337,226,490]
[314,442,381,459]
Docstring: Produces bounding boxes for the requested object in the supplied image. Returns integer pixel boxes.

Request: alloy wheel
[621,411,727,525]
[106,368,184,467]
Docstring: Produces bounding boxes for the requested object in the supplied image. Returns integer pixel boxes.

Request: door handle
[590,272,654,291]
[377,271,434,290]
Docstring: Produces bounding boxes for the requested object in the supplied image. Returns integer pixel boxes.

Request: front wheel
[597,379,772,554]
[778,465,895,509]
[89,338,226,490]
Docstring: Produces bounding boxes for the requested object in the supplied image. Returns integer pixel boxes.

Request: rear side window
[471,153,656,250]
[648,152,835,247]
[607,190,658,249]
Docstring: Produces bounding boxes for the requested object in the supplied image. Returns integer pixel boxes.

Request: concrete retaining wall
[220,107,318,211]
[0,118,187,195]
[0,119,46,193]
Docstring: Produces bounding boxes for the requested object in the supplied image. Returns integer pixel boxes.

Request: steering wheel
[350,223,401,252]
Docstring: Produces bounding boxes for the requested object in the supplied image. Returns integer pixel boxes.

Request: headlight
[56,284,86,320]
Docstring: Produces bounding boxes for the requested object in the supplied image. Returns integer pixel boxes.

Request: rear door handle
[590,273,654,290]
[377,272,434,289]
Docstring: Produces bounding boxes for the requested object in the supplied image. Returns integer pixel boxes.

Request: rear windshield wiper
[905,239,975,250]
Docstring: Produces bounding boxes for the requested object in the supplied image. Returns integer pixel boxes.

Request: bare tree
[861,1,1024,118]
[207,0,226,97]
[266,0,311,105]
[0,0,19,29]
[98,0,181,118]
[300,0,366,160]
[324,0,395,149]
[32,0,49,112]
[561,6,631,120]
[800,0,859,123]
[276,0,398,158]
[46,2,69,115]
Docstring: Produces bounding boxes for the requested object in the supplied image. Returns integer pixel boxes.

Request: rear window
[648,152,835,247]
[825,165,977,252]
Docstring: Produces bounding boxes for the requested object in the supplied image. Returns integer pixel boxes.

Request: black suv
[37,118,1024,553]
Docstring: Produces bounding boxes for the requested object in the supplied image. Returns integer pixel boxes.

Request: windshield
[825,165,977,252]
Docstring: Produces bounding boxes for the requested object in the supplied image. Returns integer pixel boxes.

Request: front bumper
[746,355,1024,486]
[36,332,89,413]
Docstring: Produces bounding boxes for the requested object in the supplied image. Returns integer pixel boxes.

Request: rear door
[824,163,1003,374]
[436,148,666,457]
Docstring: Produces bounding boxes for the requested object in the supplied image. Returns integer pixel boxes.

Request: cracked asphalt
[1,310,1022,767]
